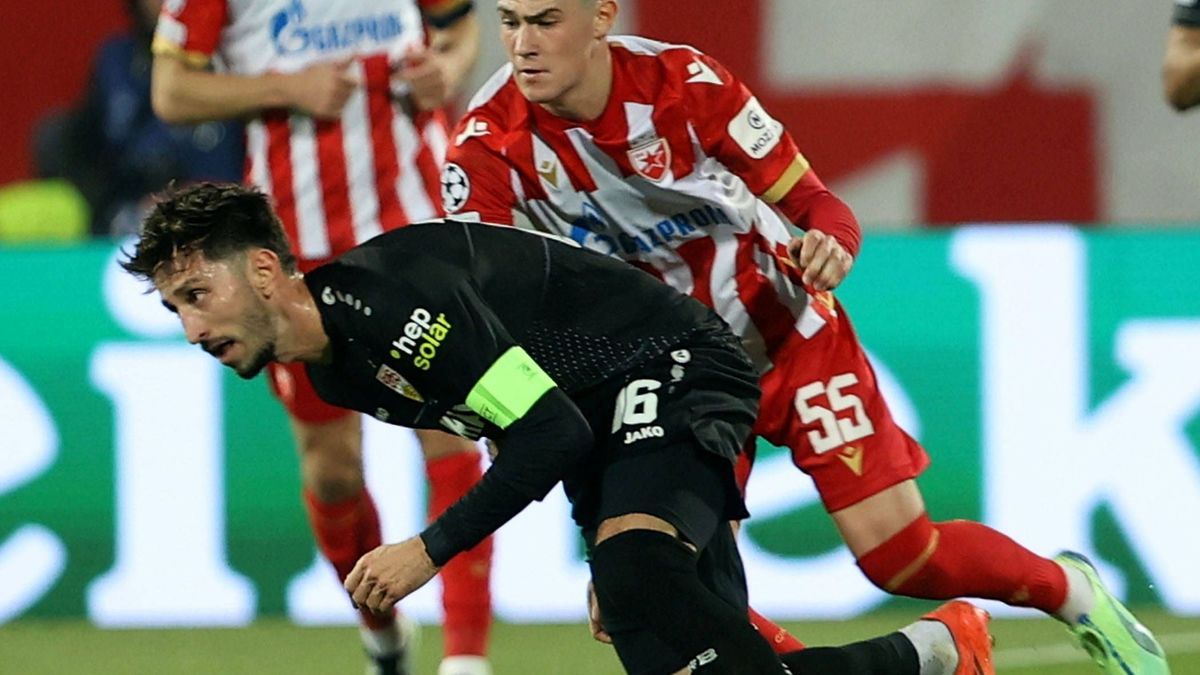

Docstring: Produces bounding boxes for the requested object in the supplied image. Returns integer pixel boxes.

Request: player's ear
[593,0,617,39]
[247,248,281,297]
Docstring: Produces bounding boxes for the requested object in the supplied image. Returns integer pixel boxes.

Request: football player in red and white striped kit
[442,2,1168,673]
[150,1,492,673]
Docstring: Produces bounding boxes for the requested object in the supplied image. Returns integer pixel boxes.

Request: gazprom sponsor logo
[270,0,404,56]
[568,200,733,256]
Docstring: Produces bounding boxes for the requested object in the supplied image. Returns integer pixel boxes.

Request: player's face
[498,0,609,106]
[154,251,277,380]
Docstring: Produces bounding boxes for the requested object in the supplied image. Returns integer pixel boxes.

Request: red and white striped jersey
[153,0,472,265]
[443,36,833,371]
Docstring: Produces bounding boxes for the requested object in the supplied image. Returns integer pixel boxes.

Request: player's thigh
[414,428,479,461]
[829,478,927,556]
[580,340,758,550]
[754,313,930,513]
[268,362,363,490]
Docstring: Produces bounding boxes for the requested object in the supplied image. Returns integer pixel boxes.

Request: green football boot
[1056,551,1170,675]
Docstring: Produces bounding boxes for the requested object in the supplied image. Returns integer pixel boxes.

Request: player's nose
[179,310,208,344]
[512,24,538,56]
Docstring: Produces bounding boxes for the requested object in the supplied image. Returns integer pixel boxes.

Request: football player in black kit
[122,183,995,675]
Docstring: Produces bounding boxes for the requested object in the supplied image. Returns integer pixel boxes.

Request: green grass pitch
[4,610,1198,673]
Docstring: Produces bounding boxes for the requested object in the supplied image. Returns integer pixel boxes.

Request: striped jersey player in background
[441,1,1170,674]
[149,1,491,673]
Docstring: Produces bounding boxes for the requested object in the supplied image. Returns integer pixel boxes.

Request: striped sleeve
[420,0,475,29]
[151,0,228,67]
[442,115,520,225]
[673,50,810,203]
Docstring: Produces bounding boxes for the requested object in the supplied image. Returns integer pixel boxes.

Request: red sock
[427,450,493,657]
[748,606,805,653]
[856,514,1067,613]
[302,487,392,629]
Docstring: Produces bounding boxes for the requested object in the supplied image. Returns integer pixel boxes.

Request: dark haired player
[123,182,994,675]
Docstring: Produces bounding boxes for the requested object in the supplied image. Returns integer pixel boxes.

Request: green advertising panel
[1,226,1198,625]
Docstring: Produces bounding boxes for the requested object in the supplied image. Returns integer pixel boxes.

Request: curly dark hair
[121,182,298,281]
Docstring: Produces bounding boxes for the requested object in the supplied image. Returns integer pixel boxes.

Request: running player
[121,181,995,675]
[150,2,489,673]
[441,2,1170,674]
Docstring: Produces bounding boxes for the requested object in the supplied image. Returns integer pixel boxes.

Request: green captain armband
[466,347,557,429]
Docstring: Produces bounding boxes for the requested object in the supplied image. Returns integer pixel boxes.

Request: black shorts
[566,335,759,541]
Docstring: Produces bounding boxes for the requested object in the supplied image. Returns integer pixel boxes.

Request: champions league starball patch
[441,162,471,212]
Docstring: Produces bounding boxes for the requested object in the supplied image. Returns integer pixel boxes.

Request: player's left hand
[392,44,450,112]
[344,536,439,613]
[787,230,854,292]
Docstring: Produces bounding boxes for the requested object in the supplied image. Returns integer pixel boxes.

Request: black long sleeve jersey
[302,220,750,563]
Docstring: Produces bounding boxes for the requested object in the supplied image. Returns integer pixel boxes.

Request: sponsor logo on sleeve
[685,59,723,85]
[441,163,471,213]
[727,97,783,159]
[455,118,490,146]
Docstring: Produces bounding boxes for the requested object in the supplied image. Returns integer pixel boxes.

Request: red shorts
[266,360,355,424]
[738,296,930,512]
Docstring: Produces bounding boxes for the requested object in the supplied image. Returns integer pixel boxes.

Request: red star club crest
[627,138,671,182]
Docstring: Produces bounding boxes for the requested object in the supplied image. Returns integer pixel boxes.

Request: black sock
[590,529,787,674]
[781,632,919,675]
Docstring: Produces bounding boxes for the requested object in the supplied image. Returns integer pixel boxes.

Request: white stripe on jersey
[709,229,769,368]
[467,63,514,112]
[609,35,699,56]
[392,114,438,221]
[623,101,675,184]
[423,120,449,166]
[246,121,270,193]
[289,115,331,259]
[342,62,384,244]
[531,134,562,194]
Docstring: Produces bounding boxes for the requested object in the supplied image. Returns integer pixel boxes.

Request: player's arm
[426,0,482,101]
[421,349,591,566]
[405,277,590,566]
[441,123,523,224]
[340,264,591,566]
[1164,4,1200,111]
[150,0,356,122]
[684,52,860,290]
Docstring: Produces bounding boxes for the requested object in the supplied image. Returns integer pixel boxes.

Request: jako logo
[390,307,451,371]
[270,0,404,56]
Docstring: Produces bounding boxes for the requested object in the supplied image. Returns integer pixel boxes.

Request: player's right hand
[587,581,613,644]
[288,57,357,120]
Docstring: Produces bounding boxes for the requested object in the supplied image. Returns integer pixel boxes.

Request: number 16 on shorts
[794,373,875,454]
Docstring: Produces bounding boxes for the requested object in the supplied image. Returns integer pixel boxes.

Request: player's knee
[855,513,938,593]
[590,529,695,625]
[296,426,365,502]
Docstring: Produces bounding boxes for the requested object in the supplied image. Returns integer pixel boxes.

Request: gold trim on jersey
[761,154,811,204]
[151,38,212,68]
